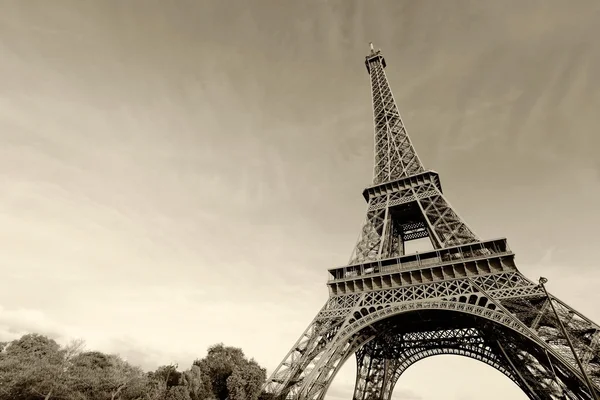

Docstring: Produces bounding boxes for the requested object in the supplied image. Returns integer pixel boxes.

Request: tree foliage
[0,334,70,400]
[193,344,266,400]
[0,334,268,400]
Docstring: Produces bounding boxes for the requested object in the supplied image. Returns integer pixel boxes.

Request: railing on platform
[328,238,512,282]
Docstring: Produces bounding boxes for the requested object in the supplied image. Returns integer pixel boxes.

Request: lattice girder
[501,296,600,385]
[266,263,600,399]
[292,287,600,400]
[354,322,598,400]
[296,299,599,400]
[263,302,347,397]
[354,327,528,400]
[366,47,424,185]
[349,173,479,265]
[266,271,598,399]
[353,349,390,400]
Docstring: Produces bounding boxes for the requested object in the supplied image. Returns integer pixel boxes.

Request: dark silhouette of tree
[0,334,267,400]
[68,351,147,400]
[193,344,266,400]
[150,364,183,390]
[182,365,213,400]
[0,333,72,400]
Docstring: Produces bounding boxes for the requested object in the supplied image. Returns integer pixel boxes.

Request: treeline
[0,333,275,400]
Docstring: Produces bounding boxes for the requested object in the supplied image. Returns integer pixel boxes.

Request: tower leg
[354,356,401,400]
[353,340,399,400]
[265,276,600,399]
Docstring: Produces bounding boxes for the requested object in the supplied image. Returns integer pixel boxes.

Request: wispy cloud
[0,1,598,399]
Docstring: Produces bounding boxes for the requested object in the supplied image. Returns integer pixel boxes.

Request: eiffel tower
[262,44,600,400]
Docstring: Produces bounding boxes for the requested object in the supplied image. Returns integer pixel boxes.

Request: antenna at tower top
[365,42,385,72]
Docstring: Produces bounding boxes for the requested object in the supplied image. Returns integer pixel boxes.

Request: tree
[149,364,183,390]
[225,360,265,400]
[181,365,213,400]
[163,386,191,400]
[106,356,147,400]
[0,334,72,400]
[193,344,266,400]
[0,334,267,400]
[68,351,148,400]
[146,364,190,400]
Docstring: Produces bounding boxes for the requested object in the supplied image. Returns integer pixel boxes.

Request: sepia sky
[1,1,600,399]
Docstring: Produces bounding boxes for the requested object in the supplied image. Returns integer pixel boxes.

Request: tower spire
[365,45,424,185]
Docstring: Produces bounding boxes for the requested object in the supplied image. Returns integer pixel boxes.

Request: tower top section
[365,42,386,73]
[364,44,424,185]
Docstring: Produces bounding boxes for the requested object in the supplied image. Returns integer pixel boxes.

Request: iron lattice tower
[263,44,600,400]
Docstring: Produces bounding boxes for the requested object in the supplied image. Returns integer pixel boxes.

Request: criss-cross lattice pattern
[367,47,424,185]
[349,182,480,264]
[265,270,600,399]
[291,296,600,400]
[262,45,600,400]
[500,296,600,385]
[353,328,522,400]
[351,320,595,400]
